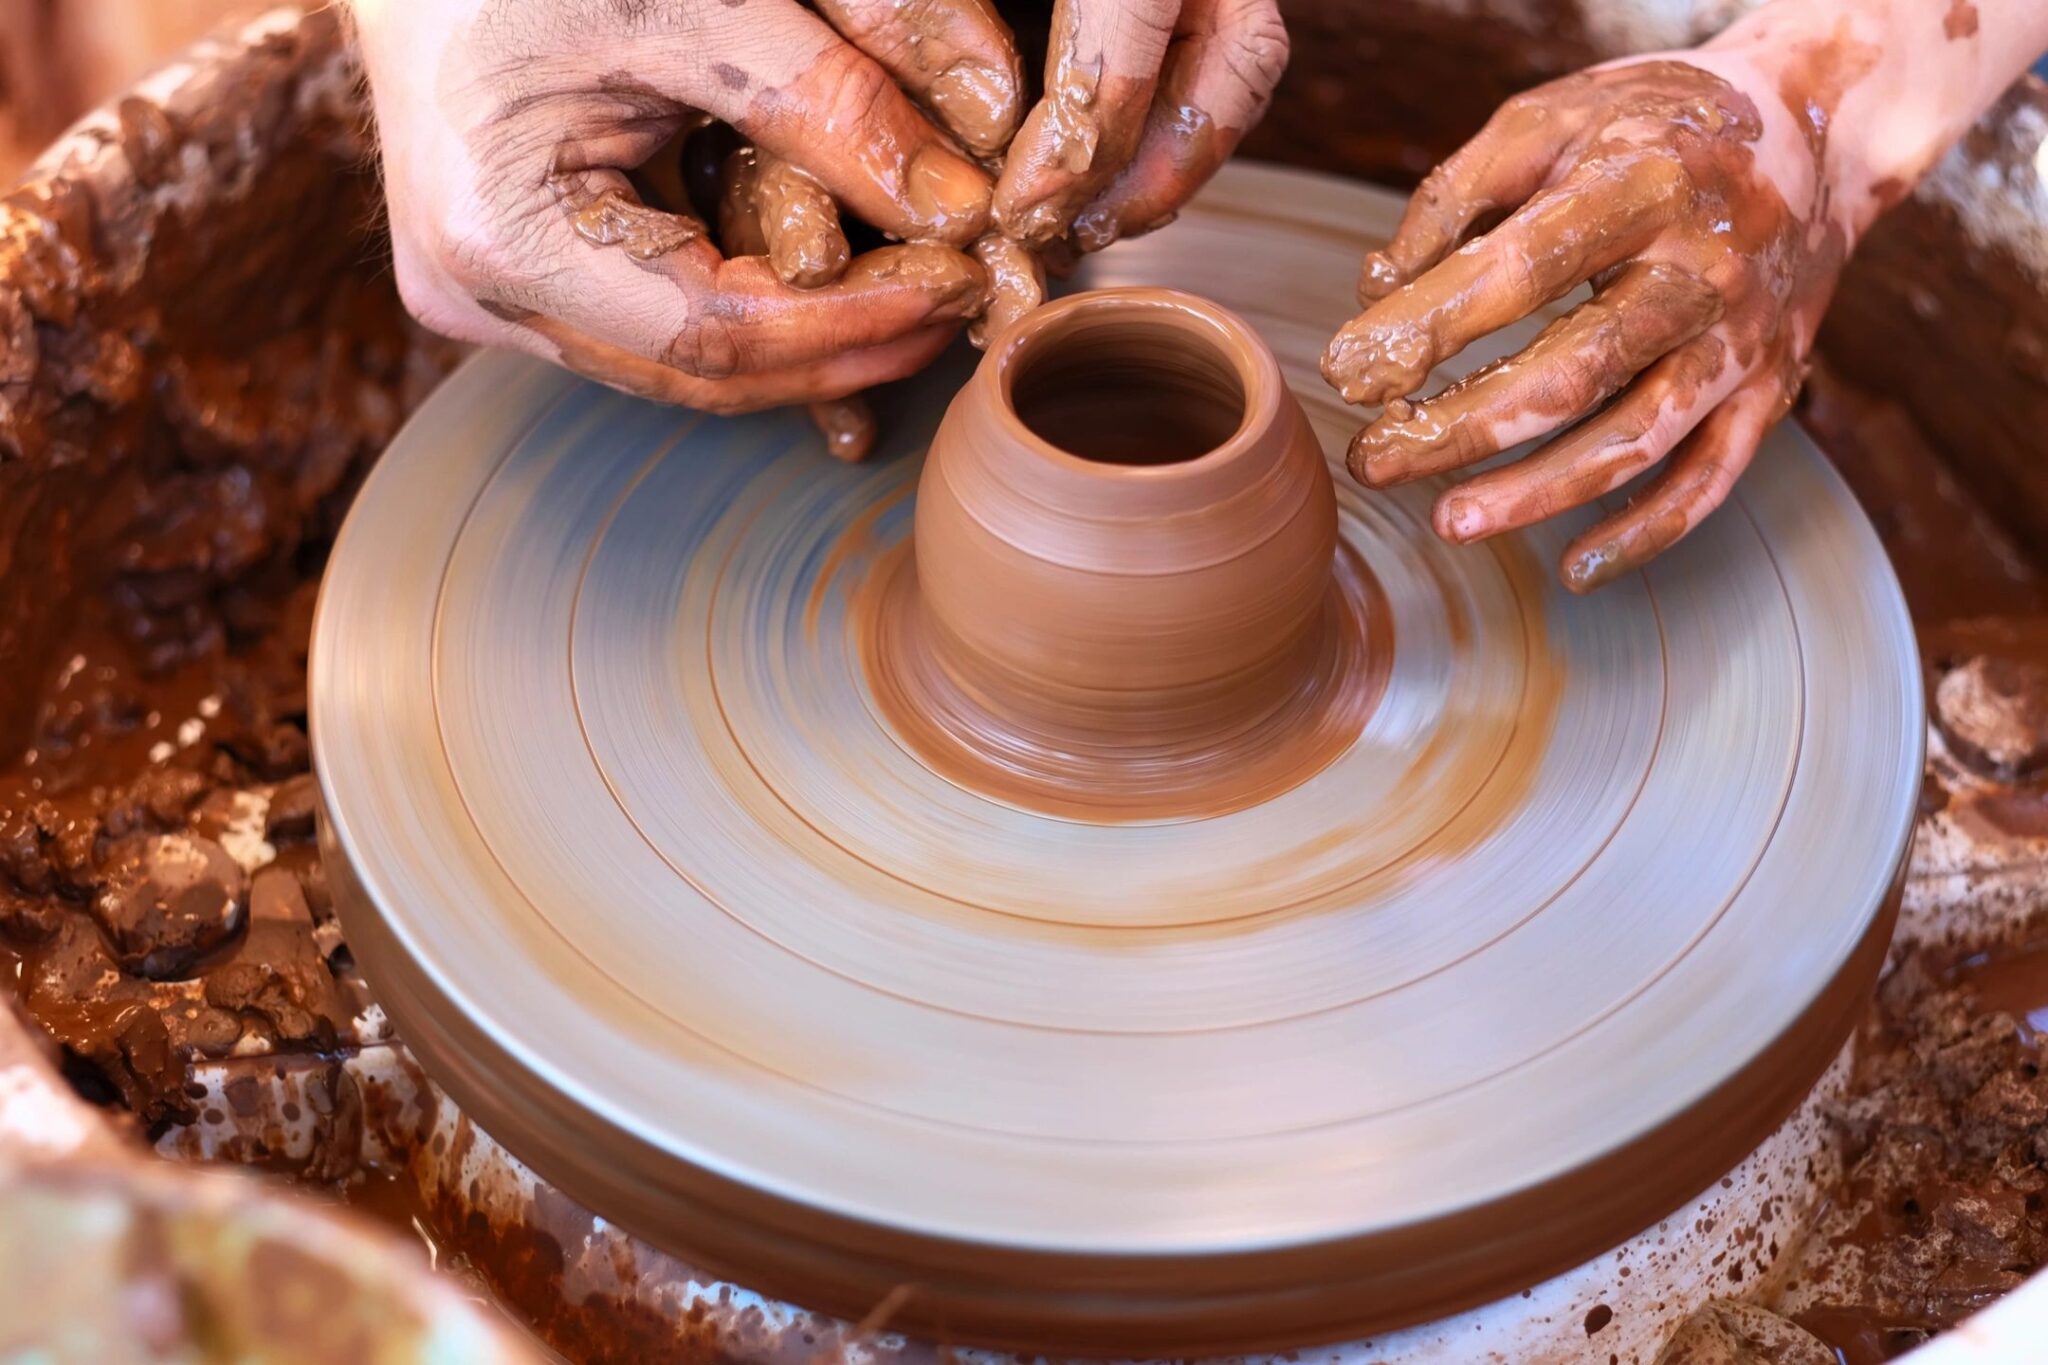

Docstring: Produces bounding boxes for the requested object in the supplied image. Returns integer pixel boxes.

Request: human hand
[352,0,1009,424]
[991,0,1289,254]
[1321,0,2048,591]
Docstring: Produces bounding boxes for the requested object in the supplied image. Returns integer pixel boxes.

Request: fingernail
[809,398,876,462]
[1436,494,1490,542]
[1348,455,1393,489]
[906,147,993,243]
[1347,433,1400,488]
[928,62,1018,158]
[1071,204,1120,253]
[1318,344,1349,391]
[1359,251,1402,304]
[1320,335,1384,405]
[995,195,1068,248]
[931,257,993,320]
[1562,546,1615,593]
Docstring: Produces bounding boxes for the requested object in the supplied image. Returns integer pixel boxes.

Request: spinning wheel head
[314,166,1921,1355]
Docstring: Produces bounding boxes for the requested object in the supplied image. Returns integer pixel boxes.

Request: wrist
[1704,3,1902,237]
[1708,0,2048,238]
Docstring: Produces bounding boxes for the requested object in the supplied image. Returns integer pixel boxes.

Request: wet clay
[0,5,450,1132]
[717,148,849,289]
[1775,939,2048,1362]
[1,585,364,1128]
[993,0,1156,246]
[857,287,1383,821]
[969,230,1047,348]
[809,0,1024,160]
[1325,54,1859,592]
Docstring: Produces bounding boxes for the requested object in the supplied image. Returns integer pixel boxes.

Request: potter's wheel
[313,164,1922,1355]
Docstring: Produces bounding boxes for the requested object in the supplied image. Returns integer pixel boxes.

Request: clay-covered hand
[992,0,1290,254]
[1318,0,2048,591]
[1322,50,1861,592]
[352,0,1015,424]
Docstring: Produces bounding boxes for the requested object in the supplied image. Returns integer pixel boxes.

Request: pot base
[858,537,1390,822]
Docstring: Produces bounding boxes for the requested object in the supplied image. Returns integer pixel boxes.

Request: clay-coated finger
[1347,261,1720,487]
[1431,333,1742,543]
[968,232,1046,348]
[524,175,986,377]
[1557,368,1788,592]
[1068,0,1288,252]
[1320,151,1687,409]
[1358,79,1601,305]
[808,395,879,460]
[681,1,993,246]
[721,147,851,288]
[561,182,724,272]
[993,0,1182,246]
[811,0,1025,158]
[492,308,958,414]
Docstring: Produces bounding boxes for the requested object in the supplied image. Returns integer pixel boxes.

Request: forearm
[1706,0,2048,232]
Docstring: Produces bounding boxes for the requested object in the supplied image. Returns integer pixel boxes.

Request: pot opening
[1007,313,1249,467]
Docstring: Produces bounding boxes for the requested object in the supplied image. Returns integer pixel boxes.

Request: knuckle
[1219,2,1290,95]
[809,46,895,129]
[1495,248,1542,304]
[840,0,932,61]
[1490,90,1551,133]
[1555,345,1614,398]
[664,306,747,380]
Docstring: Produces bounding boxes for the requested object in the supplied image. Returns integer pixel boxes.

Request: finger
[564,180,724,270]
[712,153,869,457]
[993,0,1183,246]
[677,0,993,245]
[490,306,959,414]
[811,0,1025,158]
[1347,261,1721,487]
[968,232,1046,348]
[516,178,987,378]
[1067,0,1288,253]
[1319,150,1687,408]
[1431,333,1742,543]
[1557,366,1791,592]
[1357,79,1602,305]
[721,147,851,288]
[526,172,985,378]
[808,395,879,460]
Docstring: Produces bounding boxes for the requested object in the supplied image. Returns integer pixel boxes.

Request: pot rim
[983,285,1284,484]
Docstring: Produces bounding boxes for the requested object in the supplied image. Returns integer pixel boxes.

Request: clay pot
[914,287,1338,749]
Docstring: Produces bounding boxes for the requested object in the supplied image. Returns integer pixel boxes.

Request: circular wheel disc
[314,165,1922,1355]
